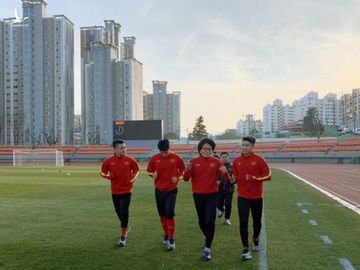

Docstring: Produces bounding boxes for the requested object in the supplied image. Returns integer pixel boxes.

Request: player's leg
[117,193,132,247]
[224,192,233,225]
[112,193,121,220]
[250,198,263,251]
[204,193,217,248]
[238,197,252,260]
[193,193,206,236]
[217,192,225,218]
[155,188,168,243]
[202,193,217,261]
[165,188,177,250]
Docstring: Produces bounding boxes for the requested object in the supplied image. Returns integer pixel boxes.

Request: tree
[164,132,179,140]
[303,107,324,136]
[42,129,58,145]
[188,116,208,140]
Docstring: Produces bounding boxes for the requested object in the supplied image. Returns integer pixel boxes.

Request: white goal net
[13,149,64,166]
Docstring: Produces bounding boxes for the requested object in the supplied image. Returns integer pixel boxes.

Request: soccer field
[0,165,359,270]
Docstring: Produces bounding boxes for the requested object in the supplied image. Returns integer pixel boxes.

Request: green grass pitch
[0,165,359,270]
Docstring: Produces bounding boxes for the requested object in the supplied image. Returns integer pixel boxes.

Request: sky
[1,0,360,135]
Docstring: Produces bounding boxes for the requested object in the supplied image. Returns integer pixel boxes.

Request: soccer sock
[160,216,168,235]
[167,218,175,239]
[121,227,127,237]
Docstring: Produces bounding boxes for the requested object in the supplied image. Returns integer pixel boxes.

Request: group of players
[100,136,271,262]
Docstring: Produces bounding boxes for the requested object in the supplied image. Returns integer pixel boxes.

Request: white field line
[278,168,360,215]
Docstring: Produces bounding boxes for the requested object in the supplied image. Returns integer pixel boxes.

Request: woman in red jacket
[184,138,228,261]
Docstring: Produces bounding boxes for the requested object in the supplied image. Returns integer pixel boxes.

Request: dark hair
[198,138,216,152]
[220,152,229,157]
[242,136,256,145]
[113,139,125,148]
[158,139,170,151]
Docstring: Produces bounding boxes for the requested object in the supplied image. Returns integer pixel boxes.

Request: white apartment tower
[263,91,342,134]
[0,0,74,145]
[262,99,284,133]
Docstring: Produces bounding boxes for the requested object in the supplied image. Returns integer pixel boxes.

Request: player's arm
[230,161,238,184]
[252,158,271,181]
[100,160,112,180]
[218,164,230,180]
[175,157,186,181]
[146,158,157,179]
[183,160,192,181]
[130,160,140,183]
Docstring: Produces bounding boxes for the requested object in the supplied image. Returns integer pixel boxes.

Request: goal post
[13,149,64,167]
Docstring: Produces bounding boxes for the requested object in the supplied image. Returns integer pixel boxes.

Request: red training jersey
[183,156,223,194]
[100,154,140,194]
[147,152,186,192]
[232,152,271,199]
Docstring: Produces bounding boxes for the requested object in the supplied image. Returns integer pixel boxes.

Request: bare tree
[12,113,24,145]
[41,129,58,146]
[30,133,42,147]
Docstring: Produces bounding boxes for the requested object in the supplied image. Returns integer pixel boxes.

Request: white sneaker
[203,248,211,261]
[167,238,176,251]
[253,238,260,252]
[224,219,231,225]
[241,248,252,260]
[217,209,224,218]
[118,236,126,247]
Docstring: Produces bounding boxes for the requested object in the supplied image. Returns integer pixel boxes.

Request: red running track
[272,164,360,208]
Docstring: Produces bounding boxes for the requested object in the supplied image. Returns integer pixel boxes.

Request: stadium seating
[330,137,360,152]
[280,139,337,153]
[1,136,360,164]
[215,143,239,153]
[74,145,152,158]
[170,144,196,154]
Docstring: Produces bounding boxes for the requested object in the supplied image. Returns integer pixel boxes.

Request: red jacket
[232,152,271,199]
[147,152,186,192]
[183,156,223,194]
[100,154,140,194]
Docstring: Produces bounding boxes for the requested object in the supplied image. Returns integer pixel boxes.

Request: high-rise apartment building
[236,114,263,136]
[262,99,284,133]
[81,22,143,144]
[340,89,360,130]
[0,0,74,145]
[263,91,341,134]
[143,81,181,137]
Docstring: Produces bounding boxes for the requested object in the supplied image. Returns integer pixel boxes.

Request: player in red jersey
[217,152,235,226]
[147,139,185,251]
[100,140,140,247]
[183,138,228,261]
[232,136,271,260]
